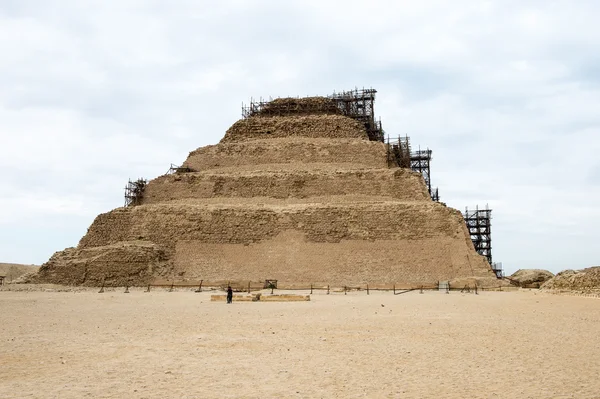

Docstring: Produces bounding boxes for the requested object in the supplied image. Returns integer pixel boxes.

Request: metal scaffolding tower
[410,147,432,196]
[242,88,385,142]
[124,178,147,207]
[329,88,384,142]
[463,205,492,265]
[386,135,439,201]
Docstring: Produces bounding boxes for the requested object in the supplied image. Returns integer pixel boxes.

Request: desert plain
[1,288,599,399]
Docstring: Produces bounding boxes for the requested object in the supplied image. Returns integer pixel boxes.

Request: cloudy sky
[1,0,599,274]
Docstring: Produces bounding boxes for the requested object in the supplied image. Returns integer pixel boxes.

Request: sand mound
[509,269,554,288]
[541,267,600,293]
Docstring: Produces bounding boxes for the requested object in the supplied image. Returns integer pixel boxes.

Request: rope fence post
[367,284,369,295]
[195,280,203,293]
[310,284,313,294]
[327,285,330,295]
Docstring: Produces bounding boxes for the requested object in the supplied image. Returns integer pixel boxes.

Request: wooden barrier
[105,278,485,295]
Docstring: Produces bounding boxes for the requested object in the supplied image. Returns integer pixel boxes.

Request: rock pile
[542,267,600,293]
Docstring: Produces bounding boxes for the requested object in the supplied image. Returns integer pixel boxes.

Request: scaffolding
[241,88,385,142]
[124,178,147,207]
[242,97,341,117]
[410,147,432,195]
[165,163,193,175]
[431,188,440,202]
[330,88,384,142]
[491,262,503,279]
[386,135,411,168]
[463,205,492,265]
[386,135,439,201]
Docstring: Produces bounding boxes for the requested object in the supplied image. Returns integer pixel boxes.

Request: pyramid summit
[33,89,495,286]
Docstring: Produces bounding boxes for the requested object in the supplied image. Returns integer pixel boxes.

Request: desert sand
[1,288,599,399]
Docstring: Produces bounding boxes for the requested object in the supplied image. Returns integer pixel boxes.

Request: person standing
[227,285,233,304]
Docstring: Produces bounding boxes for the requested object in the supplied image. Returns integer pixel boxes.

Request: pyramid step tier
[79,202,471,249]
[142,168,430,204]
[74,202,492,285]
[182,138,388,171]
[221,115,369,142]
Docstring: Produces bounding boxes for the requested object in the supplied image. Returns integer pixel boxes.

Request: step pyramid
[33,95,495,286]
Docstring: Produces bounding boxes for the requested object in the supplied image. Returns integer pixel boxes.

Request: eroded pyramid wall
[33,101,495,286]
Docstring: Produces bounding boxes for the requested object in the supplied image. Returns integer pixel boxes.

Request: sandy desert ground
[1,288,599,399]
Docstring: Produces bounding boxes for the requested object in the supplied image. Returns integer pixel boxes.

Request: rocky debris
[542,267,600,293]
[29,242,169,286]
[508,269,555,288]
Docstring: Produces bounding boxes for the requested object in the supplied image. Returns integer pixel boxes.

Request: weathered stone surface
[31,242,169,286]
[78,202,472,248]
[141,168,430,204]
[222,115,367,142]
[182,139,387,171]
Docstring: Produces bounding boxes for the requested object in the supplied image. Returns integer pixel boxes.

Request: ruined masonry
[34,92,495,286]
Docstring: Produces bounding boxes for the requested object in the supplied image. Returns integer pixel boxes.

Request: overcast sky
[1,0,599,275]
